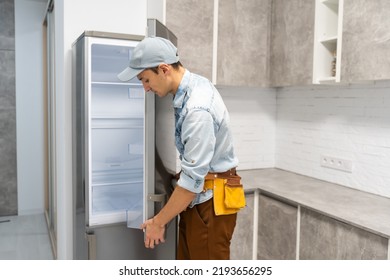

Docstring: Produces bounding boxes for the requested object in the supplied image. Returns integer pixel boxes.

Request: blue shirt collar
[172,69,191,109]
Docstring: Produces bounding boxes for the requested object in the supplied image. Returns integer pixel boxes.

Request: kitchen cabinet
[270,0,315,87]
[231,191,299,260]
[217,0,270,87]
[257,194,297,260]
[239,169,390,260]
[254,194,388,260]
[313,0,390,84]
[312,0,343,84]
[167,0,390,87]
[165,0,214,81]
[231,191,255,260]
[300,208,388,259]
[340,0,390,82]
[166,0,270,87]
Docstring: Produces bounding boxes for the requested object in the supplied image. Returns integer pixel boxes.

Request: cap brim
[117,67,144,82]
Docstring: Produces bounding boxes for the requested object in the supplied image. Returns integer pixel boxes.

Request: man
[118,37,241,260]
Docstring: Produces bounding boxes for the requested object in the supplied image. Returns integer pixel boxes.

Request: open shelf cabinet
[313,0,344,84]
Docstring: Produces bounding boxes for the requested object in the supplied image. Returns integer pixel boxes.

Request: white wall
[147,0,165,24]
[15,0,47,215]
[53,0,147,259]
[275,81,390,198]
[219,86,276,170]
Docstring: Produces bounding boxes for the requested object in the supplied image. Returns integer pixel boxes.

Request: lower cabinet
[231,191,389,260]
[299,208,388,260]
[231,191,255,260]
[257,194,297,260]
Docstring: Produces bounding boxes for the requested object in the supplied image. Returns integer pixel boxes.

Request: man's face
[137,66,170,98]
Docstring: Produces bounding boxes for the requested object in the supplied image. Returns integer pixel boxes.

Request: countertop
[239,168,390,239]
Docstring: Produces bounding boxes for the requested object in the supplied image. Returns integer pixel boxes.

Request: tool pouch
[211,178,246,216]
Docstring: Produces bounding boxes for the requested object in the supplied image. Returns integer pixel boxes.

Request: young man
[118,37,241,260]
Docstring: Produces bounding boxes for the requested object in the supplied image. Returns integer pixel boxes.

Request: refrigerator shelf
[91,81,140,86]
[91,180,143,187]
[91,125,143,129]
[92,168,143,185]
[92,82,144,99]
[91,181,143,192]
[92,159,144,173]
[92,168,142,175]
[91,118,144,130]
[91,116,143,119]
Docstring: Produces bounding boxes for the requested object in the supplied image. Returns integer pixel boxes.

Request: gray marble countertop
[239,168,390,239]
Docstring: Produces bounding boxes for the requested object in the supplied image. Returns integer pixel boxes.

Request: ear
[158,64,170,74]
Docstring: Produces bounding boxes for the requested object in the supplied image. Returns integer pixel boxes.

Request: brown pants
[177,198,237,260]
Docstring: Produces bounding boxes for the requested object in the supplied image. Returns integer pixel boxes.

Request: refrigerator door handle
[147,193,167,217]
[147,193,166,204]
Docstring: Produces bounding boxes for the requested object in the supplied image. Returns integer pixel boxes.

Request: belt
[204,168,241,190]
[204,167,237,180]
[175,168,241,191]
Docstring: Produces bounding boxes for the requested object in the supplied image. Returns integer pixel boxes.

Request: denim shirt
[173,70,239,207]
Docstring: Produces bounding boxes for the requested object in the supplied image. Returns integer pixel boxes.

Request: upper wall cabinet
[340,0,390,83]
[312,0,343,84]
[165,0,214,80]
[167,0,390,87]
[313,0,390,84]
[166,0,271,87]
[270,0,315,87]
[217,0,270,87]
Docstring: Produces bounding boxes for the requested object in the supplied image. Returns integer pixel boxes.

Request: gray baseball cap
[117,36,180,81]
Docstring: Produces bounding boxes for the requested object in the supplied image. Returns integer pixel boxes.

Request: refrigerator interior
[88,40,145,228]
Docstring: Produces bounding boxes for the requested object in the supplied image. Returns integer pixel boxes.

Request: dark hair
[171,61,183,69]
[149,61,183,74]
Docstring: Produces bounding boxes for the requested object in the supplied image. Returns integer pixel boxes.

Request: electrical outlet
[320,155,353,173]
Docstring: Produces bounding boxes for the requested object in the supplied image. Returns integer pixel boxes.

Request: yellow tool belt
[204,168,246,216]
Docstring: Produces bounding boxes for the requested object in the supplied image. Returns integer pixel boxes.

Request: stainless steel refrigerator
[72,19,178,260]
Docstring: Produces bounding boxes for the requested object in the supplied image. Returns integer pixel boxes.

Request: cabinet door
[341,0,390,82]
[230,192,255,260]
[257,194,297,260]
[217,0,270,87]
[300,208,388,259]
[270,0,315,87]
[165,0,214,80]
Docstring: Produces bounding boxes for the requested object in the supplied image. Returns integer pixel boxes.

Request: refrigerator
[72,19,178,260]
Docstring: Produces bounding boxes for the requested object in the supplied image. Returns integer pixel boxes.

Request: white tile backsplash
[219,86,276,170]
[277,81,390,198]
[220,81,390,199]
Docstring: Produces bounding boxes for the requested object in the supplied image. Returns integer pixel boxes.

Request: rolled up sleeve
[177,108,215,193]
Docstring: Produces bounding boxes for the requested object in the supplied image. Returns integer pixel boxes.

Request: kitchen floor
[0,214,54,260]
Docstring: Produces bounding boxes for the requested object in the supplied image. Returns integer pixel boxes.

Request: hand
[141,218,166,249]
